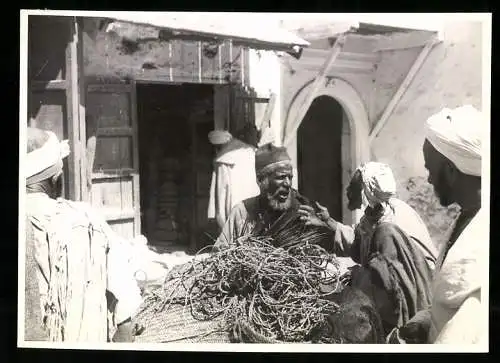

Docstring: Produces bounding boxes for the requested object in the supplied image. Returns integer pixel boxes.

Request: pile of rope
[138,233,349,343]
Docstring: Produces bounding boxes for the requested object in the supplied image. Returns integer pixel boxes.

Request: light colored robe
[429,208,486,344]
[25,193,142,342]
[208,139,260,228]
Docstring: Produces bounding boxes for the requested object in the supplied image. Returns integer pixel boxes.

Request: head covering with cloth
[26,129,70,186]
[352,162,437,268]
[422,105,486,344]
[24,128,142,342]
[424,105,483,177]
[359,162,397,207]
[208,130,233,145]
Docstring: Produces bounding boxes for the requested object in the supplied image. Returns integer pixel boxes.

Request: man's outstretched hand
[298,202,331,227]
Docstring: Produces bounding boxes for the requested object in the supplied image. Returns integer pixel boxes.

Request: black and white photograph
[18,10,491,352]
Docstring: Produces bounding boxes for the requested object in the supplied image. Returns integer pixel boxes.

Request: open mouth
[276,190,290,202]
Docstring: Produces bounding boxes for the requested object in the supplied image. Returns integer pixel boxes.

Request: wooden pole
[368,36,439,143]
[282,35,346,147]
[76,17,87,202]
[66,16,85,201]
[257,92,277,131]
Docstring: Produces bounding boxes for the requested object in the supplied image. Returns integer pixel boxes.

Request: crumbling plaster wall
[281,21,484,248]
[372,21,483,248]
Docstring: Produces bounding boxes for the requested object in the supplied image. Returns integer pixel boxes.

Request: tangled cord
[143,235,347,343]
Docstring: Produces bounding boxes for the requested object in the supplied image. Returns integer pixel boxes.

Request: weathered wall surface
[280,34,377,131]
[280,22,484,248]
[371,21,483,248]
[82,18,244,84]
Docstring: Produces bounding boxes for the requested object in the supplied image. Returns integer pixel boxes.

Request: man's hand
[399,309,432,344]
[314,202,330,222]
[297,204,328,227]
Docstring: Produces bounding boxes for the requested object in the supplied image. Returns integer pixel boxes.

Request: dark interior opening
[297,95,343,221]
[137,83,217,252]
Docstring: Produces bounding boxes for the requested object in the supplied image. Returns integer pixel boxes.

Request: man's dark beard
[435,168,453,207]
[265,188,292,211]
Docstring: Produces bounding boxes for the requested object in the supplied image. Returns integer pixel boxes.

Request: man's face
[423,140,454,207]
[260,165,293,211]
[346,172,363,211]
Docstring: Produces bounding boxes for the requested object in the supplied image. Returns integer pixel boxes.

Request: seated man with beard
[213,144,313,249]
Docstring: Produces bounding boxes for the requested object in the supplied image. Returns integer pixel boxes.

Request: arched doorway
[297,96,344,221]
[282,77,371,225]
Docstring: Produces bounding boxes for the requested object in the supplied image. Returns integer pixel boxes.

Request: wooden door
[86,82,140,240]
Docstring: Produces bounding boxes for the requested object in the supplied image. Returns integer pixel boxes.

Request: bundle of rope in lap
[139,231,348,343]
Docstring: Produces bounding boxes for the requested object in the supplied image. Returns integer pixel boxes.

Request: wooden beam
[65,17,80,201]
[298,63,374,75]
[236,96,270,102]
[368,36,440,143]
[282,35,346,147]
[96,126,133,137]
[31,80,67,91]
[75,17,87,203]
[92,169,135,180]
[129,78,141,238]
[257,92,277,130]
[87,83,132,93]
[64,17,87,202]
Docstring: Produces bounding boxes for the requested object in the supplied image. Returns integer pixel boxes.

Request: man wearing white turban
[207,125,261,229]
[397,105,486,344]
[298,161,437,336]
[24,127,142,342]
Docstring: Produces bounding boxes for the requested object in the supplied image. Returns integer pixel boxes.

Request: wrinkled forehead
[275,164,293,173]
[265,163,293,178]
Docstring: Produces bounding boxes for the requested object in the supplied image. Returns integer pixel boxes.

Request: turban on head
[359,162,397,206]
[424,105,483,177]
[255,143,292,176]
[26,128,70,185]
[208,130,232,145]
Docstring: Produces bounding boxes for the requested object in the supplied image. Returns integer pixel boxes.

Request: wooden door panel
[91,176,134,211]
[93,135,134,171]
[86,82,140,239]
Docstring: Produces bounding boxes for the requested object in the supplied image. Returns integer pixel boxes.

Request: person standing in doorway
[207,124,261,229]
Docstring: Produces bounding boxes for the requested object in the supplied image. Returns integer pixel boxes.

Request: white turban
[208,130,232,145]
[359,162,397,206]
[424,105,483,177]
[26,130,70,183]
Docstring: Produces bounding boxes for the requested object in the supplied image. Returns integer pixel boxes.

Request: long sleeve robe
[429,208,486,344]
[207,139,261,229]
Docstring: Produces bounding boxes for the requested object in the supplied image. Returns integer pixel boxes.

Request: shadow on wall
[404,176,460,250]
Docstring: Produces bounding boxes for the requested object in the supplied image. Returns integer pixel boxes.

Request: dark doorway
[137,83,215,253]
[297,96,343,221]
